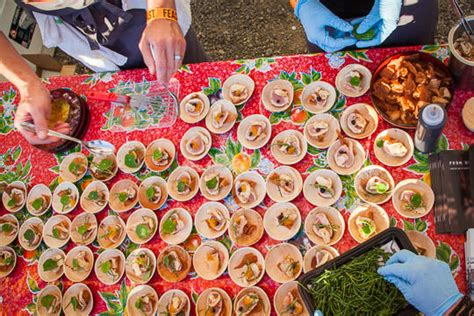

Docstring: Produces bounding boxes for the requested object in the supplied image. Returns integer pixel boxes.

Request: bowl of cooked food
[371,52,454,129]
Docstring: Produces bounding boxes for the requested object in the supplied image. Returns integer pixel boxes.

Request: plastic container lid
[422,104,445,126]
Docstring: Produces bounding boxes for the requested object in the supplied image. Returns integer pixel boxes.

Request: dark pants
[307,0,439,53]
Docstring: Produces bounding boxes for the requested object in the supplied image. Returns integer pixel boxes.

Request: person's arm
[0,32,69,144]
[139,0,186,83]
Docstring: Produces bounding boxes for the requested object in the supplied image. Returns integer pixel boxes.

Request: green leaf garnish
[176,180,187,193]
[145,186,155,201]
[7,199,16,207]
[410,193,422,208]
[68,161,82,176]
[375,182,389,194]
[40,294,55,309]
[136,223,151,239]
[1,223,13,234]
[87,190,99,201]
[162,218,176,235]
[124,152,138,168]
[69,296,79,311]
[60,194,71,207]
[23,228,35,242]
[72,258,80,270]
[31,198,44,211]
[52,227,61,239]
[100,260,111,274]
[153,149,163,161]
[77,224,88,236]
[376,139,384,148]
[118,192,128,203]
[42,258,59,272]
[349,76,361,87]
[98,158,113,171]
[205,177,218,190]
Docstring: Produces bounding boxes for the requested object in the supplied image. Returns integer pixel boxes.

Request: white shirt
[32,0,192,72]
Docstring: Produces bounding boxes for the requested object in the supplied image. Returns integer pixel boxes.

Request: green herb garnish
[43,258,59,272]
[162,217,176,235]
[7,199,16,208]
[376,139,384,148]
[52,227,61,239]
[404,193,423,212]
[23,228,35,242]
[145,186,156,202]
[163,254,177,273]
[124,152,139,168]
[1,223,13,234]
[96,159,113,171]
[60,195,71,207]
[87,190,99,201]
[68,161,83,176]
[305,248,407,314]
[31,198,44,211]
[205,177,218,190]
[100,260,112,274]
[69,296,79,311]
[352,23,377,41]
[374,182,389,194]
[77,223,88,236]
[176,180,187,193]
[40,294,56,309]
[349,76,361,87]
[135,223,150,239]
[118,192,128,203]
[153,149,163,161]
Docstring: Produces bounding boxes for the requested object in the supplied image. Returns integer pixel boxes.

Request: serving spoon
[20,122,115,156]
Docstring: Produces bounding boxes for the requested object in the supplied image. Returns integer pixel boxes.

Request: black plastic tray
[298,227,417,315]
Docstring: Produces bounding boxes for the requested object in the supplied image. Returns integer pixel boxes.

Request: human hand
[14,83,70,145]
[354,0,402,48]
[295,0,356,53]
[378,249,462,315]
[139,18,186,84]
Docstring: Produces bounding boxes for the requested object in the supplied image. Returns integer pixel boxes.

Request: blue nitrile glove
[354,0,402,48]
[295,0,356,53]
[314,310,323,316]
[378,250,463,316]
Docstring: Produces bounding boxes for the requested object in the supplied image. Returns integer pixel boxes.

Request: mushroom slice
[382,138,408,157]
[186,132,210,156]
[311,250,334,269]
[51,220,69,240]
[204,172,229,196]
[277,208,298,230]
[236,292,260,316]
[235,253,262,285]
[211,102,236,129]
[355,215,376,240]
[67,289,91,312]
[282,289,304,315]
[278,256,300,278]
[309,87,330,107]
[163,251,183,273]
[271,88,290,108]
[365,176,390,195]
[0,217,17,237]
[167,294,187,316]
[151,147,170,166]
[312,213,335,244]
[229,84,249,104]
[400,190,426,214]
[101,223,124,245]
[314,176,334,199]
[334,141,355,168]
[175,171,193,195]
[233,215,256,240]
[234,180,257,205]
[206,291,224,316]
[206,246,222,274]
[130,251,152,280]
[0,249,14,273]
[246,121,267,142]
[184,95,205,117]
[344,70,363,93]
[347,111,367,135]
[69,250,90,272]
[135,293,156,315]
[269,173,295,197]
[117,187,137,206]
[276,135,301,156]
[206,208,226,232]
[307,120,329,140]
[5,185,26,208]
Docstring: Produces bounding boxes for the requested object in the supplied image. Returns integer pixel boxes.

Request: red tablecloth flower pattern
[0,44,472,315]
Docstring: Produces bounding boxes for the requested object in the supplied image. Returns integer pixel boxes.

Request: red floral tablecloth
[0,45,473,315]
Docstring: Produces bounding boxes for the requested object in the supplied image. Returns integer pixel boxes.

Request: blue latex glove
[295,0,356,53]
[354,0,402,48]
[378,250,463,316]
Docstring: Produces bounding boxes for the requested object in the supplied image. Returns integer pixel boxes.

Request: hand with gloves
[378,250,463,315]
[295,0,356,52]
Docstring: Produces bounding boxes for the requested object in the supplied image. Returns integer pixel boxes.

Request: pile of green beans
[306,248,407,315]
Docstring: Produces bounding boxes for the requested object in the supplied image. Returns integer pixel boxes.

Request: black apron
[16,0,147,69]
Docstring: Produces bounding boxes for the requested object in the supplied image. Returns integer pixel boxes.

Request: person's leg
[183,27,209,64]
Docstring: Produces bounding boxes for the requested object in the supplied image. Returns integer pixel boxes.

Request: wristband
[146,8,177,22]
